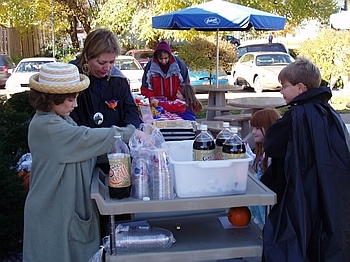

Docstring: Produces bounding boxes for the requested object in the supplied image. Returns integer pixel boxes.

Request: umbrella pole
[216,29,219,88]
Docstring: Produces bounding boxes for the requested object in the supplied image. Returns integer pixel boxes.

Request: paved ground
[340,113,350,124]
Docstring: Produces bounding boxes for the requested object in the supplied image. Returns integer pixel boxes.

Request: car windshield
[16,61,53,73]
[115,59,142,70]
[255,54,293,66]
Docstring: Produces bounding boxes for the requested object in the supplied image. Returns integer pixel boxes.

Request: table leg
[240,120,254,149]
[206,91,227,120]
[266,205,272,216]
[110,215,116,255]
[240,120,250,140]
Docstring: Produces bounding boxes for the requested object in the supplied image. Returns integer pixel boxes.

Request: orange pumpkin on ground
[228,206,251,226]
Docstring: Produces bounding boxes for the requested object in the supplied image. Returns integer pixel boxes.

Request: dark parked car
[224,36,241,47]
[125,49,154,68]
[236,42,289,59]
[0,53,15,88]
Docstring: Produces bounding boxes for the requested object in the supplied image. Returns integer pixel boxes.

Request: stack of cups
[151,148,175,200]
[131,150,151,199]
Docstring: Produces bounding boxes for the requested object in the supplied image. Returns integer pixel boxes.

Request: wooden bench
[202,105,250,115]
[203,106,234,111]
[214,113,252,139]
[214,113,252,123]
[202,105,242,121]
[202,105,237,112]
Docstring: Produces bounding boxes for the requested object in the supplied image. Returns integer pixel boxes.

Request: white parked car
[115,55,143,94]
[5,57,56,99]
[231,52,294,93]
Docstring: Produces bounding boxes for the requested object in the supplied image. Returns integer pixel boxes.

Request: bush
[0,91,33,259]
[298,29,350,86]
[0,160,27,259]
[176,34,238,73]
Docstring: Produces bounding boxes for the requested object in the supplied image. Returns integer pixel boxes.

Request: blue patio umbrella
[152,0,286,87]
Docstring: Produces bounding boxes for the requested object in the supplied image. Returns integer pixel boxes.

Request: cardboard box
[165,140,252,198]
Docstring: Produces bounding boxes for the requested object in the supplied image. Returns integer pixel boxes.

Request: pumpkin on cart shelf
[228,206,251,226]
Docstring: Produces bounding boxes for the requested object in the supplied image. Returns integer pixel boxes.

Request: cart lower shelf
[106,212,263,262]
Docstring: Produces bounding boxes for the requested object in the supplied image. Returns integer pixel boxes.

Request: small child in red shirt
[151,84,202,121]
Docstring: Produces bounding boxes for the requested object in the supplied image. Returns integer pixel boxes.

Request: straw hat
[29,62,89,94]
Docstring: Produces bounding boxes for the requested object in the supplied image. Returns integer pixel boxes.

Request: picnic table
[195,85,239,120]
[222,96,286,141]
[227,96,286,114]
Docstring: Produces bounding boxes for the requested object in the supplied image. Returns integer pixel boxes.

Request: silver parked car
[115,55,143,94]
[5,57,56,98]
[231,52,294,93]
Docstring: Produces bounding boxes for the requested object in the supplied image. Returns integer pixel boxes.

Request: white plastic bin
[165,140,252,198]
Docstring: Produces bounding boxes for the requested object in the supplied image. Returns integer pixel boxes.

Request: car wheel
[234,78,245,88]
[253,76,263,93]
[231,72,238,85]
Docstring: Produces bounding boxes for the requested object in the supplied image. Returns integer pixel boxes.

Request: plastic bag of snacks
[133,94,160,123]
[104,224,176,253]
[128,123,166,157]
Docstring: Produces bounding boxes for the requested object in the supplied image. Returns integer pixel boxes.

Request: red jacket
[158,100,186,114]
[141,56,190,101]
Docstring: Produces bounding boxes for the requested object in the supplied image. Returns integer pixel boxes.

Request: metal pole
[215,29,219,88]
[52,0,55,58]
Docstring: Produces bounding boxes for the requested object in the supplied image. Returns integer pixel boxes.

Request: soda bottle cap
[200,124,208,131]
[222,122,229,128]
[230,127,238,133]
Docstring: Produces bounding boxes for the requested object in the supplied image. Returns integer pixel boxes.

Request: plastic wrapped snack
[102,225,176,253]
[128,123,166,158]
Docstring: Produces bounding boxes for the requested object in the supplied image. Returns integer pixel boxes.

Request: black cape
[262,86,350,261]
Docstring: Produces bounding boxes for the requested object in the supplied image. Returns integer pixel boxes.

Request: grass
[329,91,350,111]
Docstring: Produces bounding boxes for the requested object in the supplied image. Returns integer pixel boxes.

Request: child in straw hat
[23,62,135,262]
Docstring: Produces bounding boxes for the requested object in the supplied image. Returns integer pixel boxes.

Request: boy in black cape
[261,56,350,261]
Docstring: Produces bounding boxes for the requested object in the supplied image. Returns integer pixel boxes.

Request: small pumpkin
[228,206,251,226]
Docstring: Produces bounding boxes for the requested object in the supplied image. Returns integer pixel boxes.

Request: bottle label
[217,146,223,155]
[222,152,246,159]
[193,149,215,161]
[108,154,131,188]
[214,146,224,160]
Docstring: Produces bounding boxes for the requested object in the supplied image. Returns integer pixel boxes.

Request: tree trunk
[57,0,92,35]
[67,15,79,50]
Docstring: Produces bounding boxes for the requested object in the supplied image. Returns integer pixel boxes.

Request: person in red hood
[141,40,190,101]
